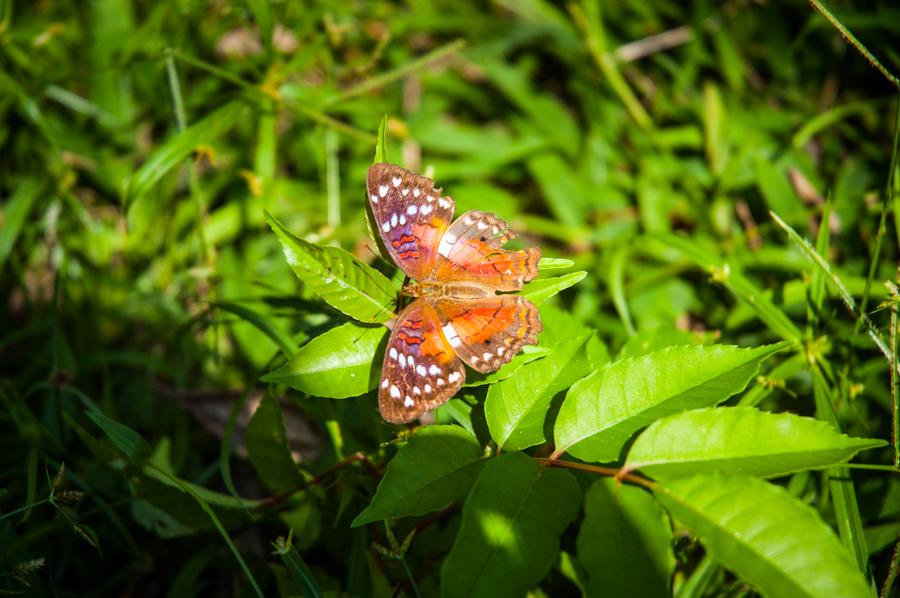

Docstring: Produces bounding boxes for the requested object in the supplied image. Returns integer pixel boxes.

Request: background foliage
[2,0,900,596]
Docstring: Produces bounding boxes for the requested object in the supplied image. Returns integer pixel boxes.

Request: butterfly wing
[435,295,542,374]
[366,163,456,281]
[379,299,466,424]
[428,210,540,291]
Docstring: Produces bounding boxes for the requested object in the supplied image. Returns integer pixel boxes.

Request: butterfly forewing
[366,164,456,281]
[436,295,542,374]
[429,210,541,291]
[379,299,466,423]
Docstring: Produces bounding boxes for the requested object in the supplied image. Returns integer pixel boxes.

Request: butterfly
[366,163,542,424]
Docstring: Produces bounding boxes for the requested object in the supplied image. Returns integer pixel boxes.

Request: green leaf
[373,114,388,164]
[352,426,484,526]
[617,326,710,360]
[653,474,871,598]
[214,301,297,357]
[0,179,41,274]
[464,345,551,387]
[577,478,674,598]
[266,210,397,323]
[527,153,586,227]
[755,156,805,225]
[554,343,786,462]
[659,234,803,344]
[261,323,387,398]
[521,271,586,305]
[538,257,575,270]
[624,406,886,480]
[485,331,594,451]
[85,410,152,461]
[272,535,323,598]
[125,100,247,209]
[245,395,304,494]
[441,453,581,598]
[245,0,273,53]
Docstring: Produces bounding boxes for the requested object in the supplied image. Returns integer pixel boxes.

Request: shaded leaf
[125,100,247,208]
[245,395,303,494]
[261,323,387,398]
[441,453,581,598]
[215,301,297,357]
[659,234,803,343]
[624,406,886,480]
[85,410,151,461]
[352,426,483,526]
[555,343,786,462]
[272,535,323,598]
[577,478,674,597]
[0,180,41,274]
[654,474,870,598]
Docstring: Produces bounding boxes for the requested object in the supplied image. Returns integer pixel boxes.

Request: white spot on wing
[497,347,506,356]
[390,385,401,399]
[370,193,378,204]
[389,347,398,360]
[382,221,391,233]
[379,185,388,197]
[402,188,410,196]
[413,188,421,197]
[463,215,474,225]
[424,383,432,394]
[404,396,414,407]
[399,214,407,225]
[420,204,433,216]
[390,213,398,227]
[448,371,461,383]
[381,379,389,389]
[437,232,457,258]
[428,364,441,376]
[441,321,462,348]
[436,378,445,386]
[476,221,488,230]
[438,198,451,209]
[416,365,427,376]
[413,386,421,396]
[392,176,401,187]
[483,352,492,361]
[407,205,418,215]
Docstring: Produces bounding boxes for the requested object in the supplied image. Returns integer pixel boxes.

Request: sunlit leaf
[266,210,397,323]
[624,406,886,480]
[555,343,786,462]
[654,474,871,598]
[521,271,586,305]
[485,331,594,451]
[261,323,387,398]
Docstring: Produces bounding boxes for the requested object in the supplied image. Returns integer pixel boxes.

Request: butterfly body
[367,164,542,424]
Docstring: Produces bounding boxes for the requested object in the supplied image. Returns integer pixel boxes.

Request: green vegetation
[2,1,899,596]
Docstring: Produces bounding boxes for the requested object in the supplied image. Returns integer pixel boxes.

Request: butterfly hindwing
[436,295,542,374]
[429,210,540,291]
[379,299,466,424]
[366,164,456,281]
